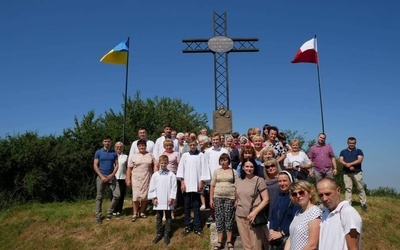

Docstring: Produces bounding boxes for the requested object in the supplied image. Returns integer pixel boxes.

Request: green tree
[0,94,210,208]
[104,91,209,146]
[282,129,316,153]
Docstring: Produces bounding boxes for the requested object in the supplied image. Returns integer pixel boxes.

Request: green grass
[0,200,210,250]
[0,195,399,249]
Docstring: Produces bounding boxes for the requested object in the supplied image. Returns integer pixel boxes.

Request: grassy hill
[0,195,399,250]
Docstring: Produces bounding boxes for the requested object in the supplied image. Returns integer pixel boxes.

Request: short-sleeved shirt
[289,205,322,250]
[319,201,362,250]
[308,144,335,173]
[235,176,267,217]
[211,168,237,200]
[340,148,364,173]
[162,151,180,174]
[264,140,286,160]
[94,148,118,176]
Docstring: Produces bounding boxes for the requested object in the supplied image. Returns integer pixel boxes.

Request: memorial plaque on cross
[182,11,259,134]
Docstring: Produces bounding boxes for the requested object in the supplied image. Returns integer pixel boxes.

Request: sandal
[213,242,224,250]
[131,214,137,222]
[227,241,234,250]
[139,213,147,219]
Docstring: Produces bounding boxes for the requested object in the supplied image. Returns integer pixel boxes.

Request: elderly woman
[126,139,156,222]
[235,158,270,250]
[252,135,265,161]
[269,171,300,250]
[284,180,321,250]
[283,139,312,180]
[112,141,128,216]
[224,135,240,170]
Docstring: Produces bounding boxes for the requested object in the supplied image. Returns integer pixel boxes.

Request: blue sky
[1,1,399,191]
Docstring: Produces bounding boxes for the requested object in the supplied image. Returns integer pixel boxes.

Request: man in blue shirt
[339,137,366,211]
[94,135,120,224]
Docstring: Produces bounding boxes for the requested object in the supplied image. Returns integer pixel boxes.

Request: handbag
[250,178,268,227]
[297,167,309,180]
[269,236,288,246]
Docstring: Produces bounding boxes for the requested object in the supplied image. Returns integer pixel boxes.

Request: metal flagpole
[122,37,130,145]
[315,36,325,134]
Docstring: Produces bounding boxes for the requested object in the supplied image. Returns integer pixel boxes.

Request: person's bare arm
[283,236,291,250]
[93,159,106,182]
[209,185,215,208]
[345,229,361,250]
[247,188,269,223]
[126,167,132,187]
[303,218,321,250]
[110,159,119,178]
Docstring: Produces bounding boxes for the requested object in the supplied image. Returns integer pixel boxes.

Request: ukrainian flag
[100,39,129,65]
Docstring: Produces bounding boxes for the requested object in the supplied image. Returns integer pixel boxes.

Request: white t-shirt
[319,201,362,250]
[284,151,311,169]
[129,139,154,155]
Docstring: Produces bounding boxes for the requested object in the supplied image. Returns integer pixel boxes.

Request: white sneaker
[200,205,206,210]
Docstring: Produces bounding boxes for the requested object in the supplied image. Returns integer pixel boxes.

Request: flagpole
[315,35,325,133]
[123,37,130,145]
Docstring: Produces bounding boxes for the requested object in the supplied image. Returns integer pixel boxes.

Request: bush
[369,187,399,197]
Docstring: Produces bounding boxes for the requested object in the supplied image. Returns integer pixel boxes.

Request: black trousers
[156,210,172,237]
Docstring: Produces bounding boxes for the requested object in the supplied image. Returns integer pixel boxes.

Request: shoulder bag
[250,178,268,227]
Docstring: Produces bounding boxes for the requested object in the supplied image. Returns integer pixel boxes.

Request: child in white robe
[148,155,177,245]
[177,139,208,236]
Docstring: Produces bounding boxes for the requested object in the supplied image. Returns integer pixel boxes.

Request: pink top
[162,151,180,174]
[308,143,335,172]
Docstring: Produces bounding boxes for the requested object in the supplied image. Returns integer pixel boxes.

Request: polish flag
[291,38,318,64]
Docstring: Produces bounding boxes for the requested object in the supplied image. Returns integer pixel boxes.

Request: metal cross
[182,11,259,133]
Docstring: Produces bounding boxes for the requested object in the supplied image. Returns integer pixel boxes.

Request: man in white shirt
[128,127,154,158]
[317,178,362,250]
[153,124,179,159]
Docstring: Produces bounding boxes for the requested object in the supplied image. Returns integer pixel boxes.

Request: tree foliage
[0,94,209,209]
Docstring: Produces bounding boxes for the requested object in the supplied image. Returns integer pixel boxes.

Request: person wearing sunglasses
[269,171,300,250]
[263,158,281,220]
[285,180,321,250]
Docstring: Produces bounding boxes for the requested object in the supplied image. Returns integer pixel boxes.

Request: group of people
[93,124,366,249]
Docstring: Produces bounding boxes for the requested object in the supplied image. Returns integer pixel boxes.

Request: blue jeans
[183,192,201,230]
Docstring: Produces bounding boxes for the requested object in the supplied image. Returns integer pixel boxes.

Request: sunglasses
[265,164,276,169]
[291,190,306,198]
